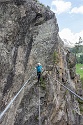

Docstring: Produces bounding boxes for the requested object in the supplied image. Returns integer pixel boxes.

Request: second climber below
[36,63,42,83]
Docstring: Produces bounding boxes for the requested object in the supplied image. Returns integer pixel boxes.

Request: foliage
[81,77,83,88]
[33,0,38,2]
[79,55,83,64]
[76,64,83,79]
[78,98,83,114]
[53,51,59,64]
[76,64,83,114]
[70,37,83,52]
[78,98,83,104]
[40,3,45,7]
[70,46,83,54]
[40,77,46,90]
[33,0,45,6]
[76,54,83,64]
[76,64,83,88]
[70,37,83,64]
[47,5,50,9]
[79,105,83,114]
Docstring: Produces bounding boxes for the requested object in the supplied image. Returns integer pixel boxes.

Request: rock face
[0,0,83,125]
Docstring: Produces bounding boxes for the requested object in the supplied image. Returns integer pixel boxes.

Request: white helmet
[37,63,41,65]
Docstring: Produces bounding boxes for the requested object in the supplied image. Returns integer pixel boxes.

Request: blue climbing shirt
[36,65,42,72]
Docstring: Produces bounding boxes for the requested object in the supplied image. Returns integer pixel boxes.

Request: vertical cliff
[0,0,83,125]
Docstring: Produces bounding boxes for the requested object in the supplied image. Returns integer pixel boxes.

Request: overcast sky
[39,0,83,46]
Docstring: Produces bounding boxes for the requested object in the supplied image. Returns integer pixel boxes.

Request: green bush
[79,104,83,114]
[81,77,83,88]
[76,55,83,64]
[78,99,83,104]
[53,51,59,64]
[33,0,38,2]
[76,64,83,88]
[40,77,46,90]
[77,96,83,114]
[40,3,44,7]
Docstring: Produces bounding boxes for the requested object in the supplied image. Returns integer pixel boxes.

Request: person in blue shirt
[36,63,42,83]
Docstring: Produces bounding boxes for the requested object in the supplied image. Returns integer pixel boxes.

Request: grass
[76,64,83,114]
[76,63,83,88]
[76,64,83,79]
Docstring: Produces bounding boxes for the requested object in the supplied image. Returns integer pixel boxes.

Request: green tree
[79,55,83,64]
[79,37,83,44]
[74,37,83,63]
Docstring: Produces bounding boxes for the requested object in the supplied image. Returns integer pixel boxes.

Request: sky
[39,0,83,46]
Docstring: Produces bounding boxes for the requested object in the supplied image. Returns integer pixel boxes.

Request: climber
[36,63,42,83]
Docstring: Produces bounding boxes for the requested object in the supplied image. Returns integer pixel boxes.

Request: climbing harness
[0,71,35,120]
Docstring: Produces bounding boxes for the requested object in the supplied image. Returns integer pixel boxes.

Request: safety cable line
[38,70,45,125]
[0,72,35,120]
[1,69,83,122]
[38,85,41,125]
[56,79,83,101]
[48,74,83,101]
